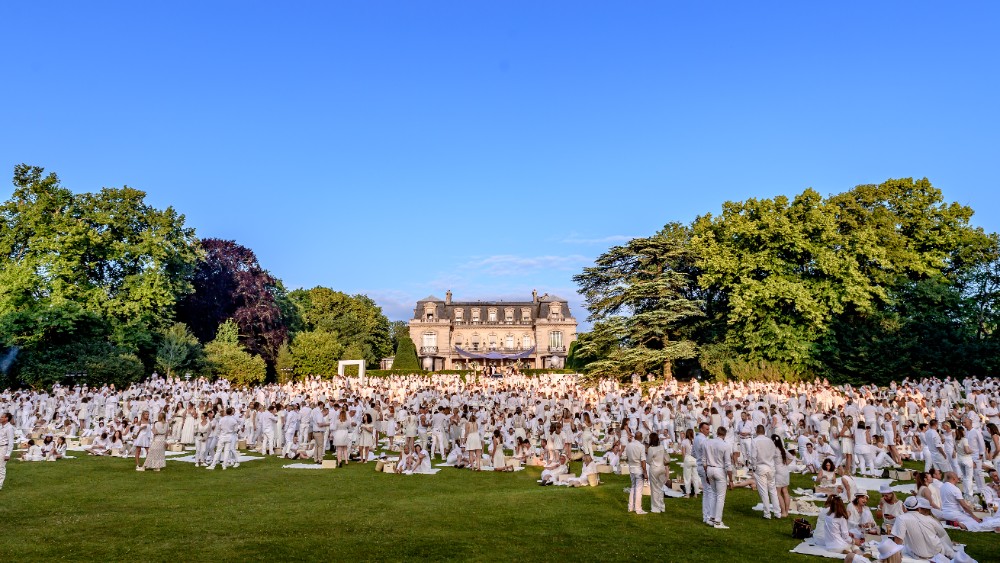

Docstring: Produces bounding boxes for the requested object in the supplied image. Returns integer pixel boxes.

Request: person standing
[704,426,734,529]
[751,424,780,519]
[0,412,14,490]
[194,412,211,467]
[133,411,152,471]
[693,422,712,524]
[646,433,667,513]
[625,431,648,514]
[142,412,168,472]
[311,403,329,464]
[207,407,239,470]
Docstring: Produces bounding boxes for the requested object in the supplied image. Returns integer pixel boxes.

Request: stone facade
[408,290,578,371]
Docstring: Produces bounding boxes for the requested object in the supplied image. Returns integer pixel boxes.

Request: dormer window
[455,308,464,321]
[521,308,531,322]
[471,308,480,322]
[488,308,498,323]
[548,302,562,320]
[504,308,514,322]
[424,303,436,321]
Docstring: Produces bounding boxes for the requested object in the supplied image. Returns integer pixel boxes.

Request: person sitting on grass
[21,439,43,461]
[109,431,127,457]
[87,432,110,456]
[560,453,598,487]
[539,453,569,485]
[404,444,434,475]
[48,436,68,460]
[848,491,879,535]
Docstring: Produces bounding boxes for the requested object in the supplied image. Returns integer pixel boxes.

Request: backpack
[792,518,813,540]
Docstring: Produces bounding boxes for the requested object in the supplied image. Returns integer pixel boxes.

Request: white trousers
[707,467,728,523]
[195,437,208,463]
[430,430,446,458]
[629,471,645,512]
[648,467,666,512]
[210,436,237,467]
[754,465,779,516]
[698,466,711,521]
[261,431,275,455]
[683,457,700,495]
[0,455,7,489]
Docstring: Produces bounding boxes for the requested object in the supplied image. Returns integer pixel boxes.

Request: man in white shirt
[430,407,448,460]
[206,407,240,470]
[891,497,955,560]
[624,432,648,514]
[751,425,780,519]
[0,412,14,490]
[704,426,734,529]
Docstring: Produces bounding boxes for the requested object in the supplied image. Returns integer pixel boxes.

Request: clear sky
[2,2,998,325]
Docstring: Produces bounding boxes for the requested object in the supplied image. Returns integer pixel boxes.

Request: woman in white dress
[408,444,433,474]
[331,409,354,468]
[465,418,483,471]
[840,416,855,474]
[491,429,511,471]
[133,411,152,471]
[180,404,197,445]
[358,413,375,463]
[403,410,418,453]
[383,406,397,452]
[169,403,184,443]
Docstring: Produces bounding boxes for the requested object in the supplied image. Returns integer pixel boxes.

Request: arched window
[505,335,514,349]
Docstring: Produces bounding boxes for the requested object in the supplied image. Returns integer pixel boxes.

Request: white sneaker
[233,463,240,468]
[634,510,647,515]
[135,466,144,472]
[714,522,729,529]
[206,465,215,470]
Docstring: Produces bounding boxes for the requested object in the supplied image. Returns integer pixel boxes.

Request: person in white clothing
[0,413,14,490]
[206,407,240,470]
[751,424,780,519]
[704,426,734,529]
[624,432,648,514]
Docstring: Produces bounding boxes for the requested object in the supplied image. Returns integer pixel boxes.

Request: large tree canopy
[287,287,392,368]
[575,178,1000,384]
[0,165,199,386]
[176,238,292,368]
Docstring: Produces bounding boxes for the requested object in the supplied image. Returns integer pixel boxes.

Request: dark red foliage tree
[176,239,287,367]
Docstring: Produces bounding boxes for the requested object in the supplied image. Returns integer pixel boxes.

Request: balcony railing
[453,320,533,326]
[419,346,438,355]
[454,346,532,353]
[548,345,566,353]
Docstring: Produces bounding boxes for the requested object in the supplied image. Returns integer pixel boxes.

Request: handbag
[792,518,813,539]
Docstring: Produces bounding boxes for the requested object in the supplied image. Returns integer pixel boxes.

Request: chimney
[445,290,452,305]
[532,289,538,303]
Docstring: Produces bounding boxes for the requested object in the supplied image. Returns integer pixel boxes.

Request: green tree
[203,320,266,385]
[0,164,199,380]
[392,333,420,371]
[289,330,344,378]
[288,287,393,367]
[156,323,201,378]
[573,225,704,378]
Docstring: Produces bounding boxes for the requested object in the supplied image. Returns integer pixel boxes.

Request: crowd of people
[1,372,999,560]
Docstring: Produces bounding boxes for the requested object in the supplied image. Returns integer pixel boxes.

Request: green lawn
[1,453,996,562]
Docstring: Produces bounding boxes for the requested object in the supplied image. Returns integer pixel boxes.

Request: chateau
[408,290,578,371]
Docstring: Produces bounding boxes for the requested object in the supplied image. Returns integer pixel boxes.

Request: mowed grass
[1,453,997,562]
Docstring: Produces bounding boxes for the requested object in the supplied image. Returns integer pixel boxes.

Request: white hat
[876,538,904,560]
[903,496,919,510]
[878,484,893,494]
[916,497,932,510]
[849,528,865,540]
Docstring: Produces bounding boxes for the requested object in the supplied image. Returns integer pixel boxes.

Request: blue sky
[2,2,998,325]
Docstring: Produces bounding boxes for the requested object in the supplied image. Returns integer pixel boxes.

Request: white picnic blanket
[169,454,263,463]
[790,541,924,562]
[282,463,328,470]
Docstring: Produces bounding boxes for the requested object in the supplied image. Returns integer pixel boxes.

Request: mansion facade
[408,290,578,371]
